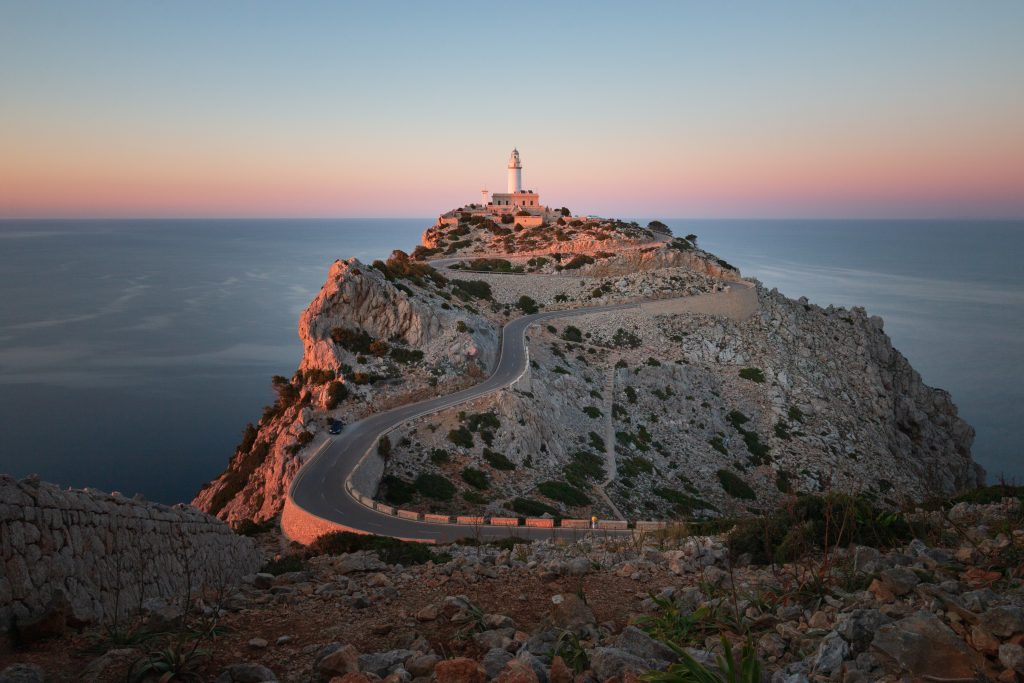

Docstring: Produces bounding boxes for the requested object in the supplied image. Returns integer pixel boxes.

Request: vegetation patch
[310,531,446,565]
[717,469,756,500]
[739,367,765,383]
[447,426,474,448]
[538,480,592,506]
[482,448,516,470]
[461,467,489,490]
[414,473,456,501]
[512,497,559,517]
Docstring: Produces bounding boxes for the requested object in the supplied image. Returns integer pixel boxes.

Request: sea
[0,219,1020,504]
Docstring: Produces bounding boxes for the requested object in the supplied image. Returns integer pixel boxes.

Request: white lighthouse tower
[507,148,522,194]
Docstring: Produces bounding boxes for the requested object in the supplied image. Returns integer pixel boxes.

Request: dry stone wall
[0,475,261,637]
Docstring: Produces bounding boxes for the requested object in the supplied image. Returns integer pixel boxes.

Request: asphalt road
[288,301,641,542]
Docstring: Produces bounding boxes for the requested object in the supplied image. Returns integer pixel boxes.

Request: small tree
[378,435,392,458]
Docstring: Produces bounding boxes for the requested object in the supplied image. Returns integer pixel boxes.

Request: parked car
[329,420,344,435]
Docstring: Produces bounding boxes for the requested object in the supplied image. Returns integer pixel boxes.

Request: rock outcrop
[197,208,981,527]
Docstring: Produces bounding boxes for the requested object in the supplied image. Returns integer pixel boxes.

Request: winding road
[285,256,757,543]
[287,301,642,542]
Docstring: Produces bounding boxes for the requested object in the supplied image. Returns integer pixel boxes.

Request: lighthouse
[507,148,522,194]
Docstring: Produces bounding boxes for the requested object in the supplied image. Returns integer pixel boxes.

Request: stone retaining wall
[0,475,261,637]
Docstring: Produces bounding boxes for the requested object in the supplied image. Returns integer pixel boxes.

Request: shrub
[647,220,671,234]
[583,406,602,419]
[562,326,583,342]
[512,497,559,516]
[774,420,791,440]
[236,423,258,454]
[461,467,489,490]
[624,387,638,403]
[465,412,500,432]
[390,347,424,364]
[739,367,765,383]
[517,295,539,314]
[588,431,605,451]
[561,254,595,270]
[260,555,305,575]
[708,436,728,455]
[612,328,641,348]
[381,475,415,505]
[310,531,441,565]
[451,279,492,300]
[325,381,349,409]
[729,493,913,564]
[415,473,455,501]
[538,480,591,506]
[483,448,515,470]
[448,426,474,448]
[787,405,804,422]
[430,448,450,464]
[302,368,336,385]
[654,487,708,516]
[297,431,314,446]
[564,451,605,488]
[619,456,653,478]
[331,327,374,354]
[377,435,392,458]
[717,469,756,500]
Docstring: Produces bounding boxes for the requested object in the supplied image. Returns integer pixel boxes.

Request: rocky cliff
[196,211,981,527]
[194,251,499,525]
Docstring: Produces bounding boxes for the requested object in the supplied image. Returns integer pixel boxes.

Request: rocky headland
[194,211,981,528]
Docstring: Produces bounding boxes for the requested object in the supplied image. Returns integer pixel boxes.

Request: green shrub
[717,469,756,500]
[377,435,392,458]
[483,448,515,470]
[624,387,638,403]
[309,531,441,565]
[564,451,605,488]
[612,328,641,348]
[588,431,605,451]
[787,405,804,422]
[326,381,349,409]
[302,368,336,385]
[465,412,500,432]
[415,473,455,501]
[260,555,305,575]
[429,448,450,464]
[773,420,791,440]
[562,326,583,342]
[708,436,728,455]
[739,367,765,383]
[512,497,559,516]
[517,295,539,314]
[562,254,595,270]
[461,467,489,490]
[451,279,492,300]
[583,406,602,419]
[619,456,653,478]
[381,475,415,505]
[654,487,709,516]
[447,426,474,448]
[538,480,591,506]
[390,347,424,364]
[331,327,374,354]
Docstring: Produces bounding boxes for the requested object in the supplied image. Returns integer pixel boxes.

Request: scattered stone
[549,593,595,631]
[981,605,1024,638]
[590,647,650,681]
[999,643,1024,673]
[214,662,278,683]
[318,644,360,677]
[481,648,514,679]
[358,649,416,677]
[248,637,268,649]
[434,657,486,683]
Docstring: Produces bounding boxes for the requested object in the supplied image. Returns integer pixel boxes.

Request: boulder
[481,649,514,679]
[999,643,1024,673]
[870,611,983,681]
[494,659,539,683]
[981,605,1024,638]
[358,650,416,677]
[589,647,650,681]
[549,594,595,631]
[214,662,278,683]
[434,658,486,683]
[613,626,678,666]
[318,644,360,677]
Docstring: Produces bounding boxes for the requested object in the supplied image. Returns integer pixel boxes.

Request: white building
[489,148,541,210]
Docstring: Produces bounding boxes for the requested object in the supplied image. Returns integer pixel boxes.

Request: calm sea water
[0,219,1019,503]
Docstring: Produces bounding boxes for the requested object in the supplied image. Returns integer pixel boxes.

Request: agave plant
[130,639,208,683]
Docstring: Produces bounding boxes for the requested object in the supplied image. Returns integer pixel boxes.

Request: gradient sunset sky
[2,1,1022,219]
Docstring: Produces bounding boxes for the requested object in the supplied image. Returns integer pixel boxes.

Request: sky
[1,1,1023,219]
